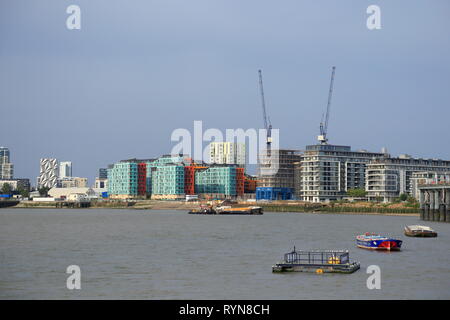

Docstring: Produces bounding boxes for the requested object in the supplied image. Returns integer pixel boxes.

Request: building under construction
[256,149,302,200]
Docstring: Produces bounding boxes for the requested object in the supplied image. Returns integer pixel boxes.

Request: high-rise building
[59,161,72,178]
[37,158,58,189]
[209,142,246,167]
[295,144,386,202]
[98,168,108,179]
[0,147,14,179]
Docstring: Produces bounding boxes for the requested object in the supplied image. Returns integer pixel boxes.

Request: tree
[399,193,408,201]
[1,183,13,195]
[346,188,367,198]
[17,186,29,198]
[38,186,50,197]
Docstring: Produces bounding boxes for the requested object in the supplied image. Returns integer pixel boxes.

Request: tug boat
[356,233,402,251]
[404,225,437,237]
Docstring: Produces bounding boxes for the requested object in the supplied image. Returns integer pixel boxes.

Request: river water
[0,209,449,299]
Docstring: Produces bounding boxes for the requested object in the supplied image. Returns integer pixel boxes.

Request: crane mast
[258,69,272,148]
[318,66,336,144]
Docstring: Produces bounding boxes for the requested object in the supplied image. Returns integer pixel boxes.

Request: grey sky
[1,0,449,184]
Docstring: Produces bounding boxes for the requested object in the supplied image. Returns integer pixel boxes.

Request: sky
[1,0,449,185]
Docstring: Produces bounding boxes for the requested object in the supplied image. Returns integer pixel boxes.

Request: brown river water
[0,209,449,299]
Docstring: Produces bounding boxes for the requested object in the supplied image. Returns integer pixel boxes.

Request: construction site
[106,67,450,203]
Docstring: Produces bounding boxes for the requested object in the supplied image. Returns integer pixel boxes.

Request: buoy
[316,269,323,274]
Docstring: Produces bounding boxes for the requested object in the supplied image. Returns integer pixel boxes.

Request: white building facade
[37,158,58,189]
[209,142,246,167]
[59,161,72,178]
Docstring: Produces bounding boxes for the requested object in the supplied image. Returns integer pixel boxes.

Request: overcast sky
[1,0,449,184]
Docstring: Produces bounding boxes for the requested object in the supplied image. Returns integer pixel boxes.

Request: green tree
[17,186,29,198]
[346,188,367,197]
[38,186,50,197]
[399,193,408,201]
[1,183,13,195]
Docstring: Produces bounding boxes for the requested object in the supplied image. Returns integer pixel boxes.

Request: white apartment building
[366,155,450,202]
[209,142,246,167]
[59,161,73,178]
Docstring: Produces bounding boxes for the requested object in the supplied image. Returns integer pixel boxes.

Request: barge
[189,205,263,215]
[189,200,263,215]
[404,225,437,237]
[272,248,360,274]
[0,200,19,208]
[356,233,402,251]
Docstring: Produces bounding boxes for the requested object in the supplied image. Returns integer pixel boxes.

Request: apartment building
[209,142,246,167]
[0,147,14,179]
[410,171,450,200]
[366,155,450,202]
[295,144,386,202]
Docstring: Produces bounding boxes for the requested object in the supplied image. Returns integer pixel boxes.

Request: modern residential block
[195,166,237,196]
[366,155,450,202]
[107,162,138,199]
[209,142,246,167]
[294,144,386,202]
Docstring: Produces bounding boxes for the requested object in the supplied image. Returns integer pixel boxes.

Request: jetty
[272,249,360,274]
[418,184,450,222]
[55,201,91,208]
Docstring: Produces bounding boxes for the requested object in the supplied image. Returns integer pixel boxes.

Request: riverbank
[9,199,420,216]
[258,201,420,216]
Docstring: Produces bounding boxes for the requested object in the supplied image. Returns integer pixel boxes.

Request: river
[0,209,449,299]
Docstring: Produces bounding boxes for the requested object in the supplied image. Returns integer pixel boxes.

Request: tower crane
[258,69,272,149]
[318,66,336,144]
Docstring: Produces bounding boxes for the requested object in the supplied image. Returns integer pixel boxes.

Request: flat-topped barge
[272,248,360,274]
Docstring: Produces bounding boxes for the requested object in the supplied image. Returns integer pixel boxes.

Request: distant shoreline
[5,200,420,217]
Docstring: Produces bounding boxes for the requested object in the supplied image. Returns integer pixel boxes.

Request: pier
[55,201,91,208]
[418,184,450,222]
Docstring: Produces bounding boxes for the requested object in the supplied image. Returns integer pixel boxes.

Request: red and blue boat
[356,233,402,251]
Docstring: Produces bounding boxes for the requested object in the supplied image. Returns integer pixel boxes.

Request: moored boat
[188,203,263,215]
[272,248,360,274]
[0,200,19,208]
[356,233,402,251]
[404,225,437,237]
